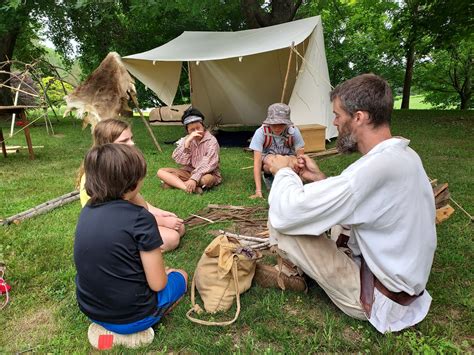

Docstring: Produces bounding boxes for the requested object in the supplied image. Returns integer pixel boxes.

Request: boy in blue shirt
[249,103,305,198]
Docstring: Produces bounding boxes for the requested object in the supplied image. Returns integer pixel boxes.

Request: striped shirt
[172,130,222,183]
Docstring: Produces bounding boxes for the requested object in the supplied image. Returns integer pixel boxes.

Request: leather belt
[359,256,423,318]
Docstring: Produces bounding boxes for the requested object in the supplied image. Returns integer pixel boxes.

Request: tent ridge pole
[280,42,295,104]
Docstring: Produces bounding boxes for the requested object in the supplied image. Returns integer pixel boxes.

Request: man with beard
[265,74,437,333]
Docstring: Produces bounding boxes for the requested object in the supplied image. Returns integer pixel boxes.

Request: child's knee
[161,231,181,252]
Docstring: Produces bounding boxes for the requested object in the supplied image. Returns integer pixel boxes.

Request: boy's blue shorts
[92,271,186,334]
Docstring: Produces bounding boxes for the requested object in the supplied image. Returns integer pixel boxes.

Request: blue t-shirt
[74,199,163,324]
[249,125,305,156]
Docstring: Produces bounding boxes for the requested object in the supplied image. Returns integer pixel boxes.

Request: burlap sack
[186,235,260,326]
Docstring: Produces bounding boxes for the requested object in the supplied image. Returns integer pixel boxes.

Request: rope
[291,46,334,90]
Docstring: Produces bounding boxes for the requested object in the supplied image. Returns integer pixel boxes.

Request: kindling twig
[190,214,215,224]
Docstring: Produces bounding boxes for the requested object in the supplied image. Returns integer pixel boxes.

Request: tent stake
[281,42,295,103]
[130,93,162,152]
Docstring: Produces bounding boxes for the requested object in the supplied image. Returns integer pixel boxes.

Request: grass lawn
[393,95,434,110]
[0,110,473,353]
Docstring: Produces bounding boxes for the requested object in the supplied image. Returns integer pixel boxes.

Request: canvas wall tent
[122,16,337,139]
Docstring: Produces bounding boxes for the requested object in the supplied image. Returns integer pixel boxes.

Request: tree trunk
[241,0,303,28]
[401,42,416,109]
[0,28,20,108]
[460,54,471,110]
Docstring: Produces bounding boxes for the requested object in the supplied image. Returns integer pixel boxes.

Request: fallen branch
[1,191,79,226]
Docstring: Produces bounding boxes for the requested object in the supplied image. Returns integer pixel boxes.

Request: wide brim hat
[262,103,292,125]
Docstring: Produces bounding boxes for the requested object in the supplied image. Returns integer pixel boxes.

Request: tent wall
[190,48,297,127]
[289,23,336,139]
[123,59,181,106]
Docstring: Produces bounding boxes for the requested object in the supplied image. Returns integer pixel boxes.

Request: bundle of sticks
[219,230,270,250]
[184,204,268,234]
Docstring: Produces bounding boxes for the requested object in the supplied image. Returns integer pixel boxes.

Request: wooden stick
[2,191,80,225]
[241,166,253,170]
[129,93,162,152]
[281,42,295,103]
[249,242,270,249]
[449,197,473,222]
[307,148,340,159]
[0,83,39,97]
[208,204,246,210]
[219,230,267,242]
[190,214,215,224]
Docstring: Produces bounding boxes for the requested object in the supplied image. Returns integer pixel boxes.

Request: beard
[336,125,358,154]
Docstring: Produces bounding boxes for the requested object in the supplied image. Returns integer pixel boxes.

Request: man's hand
[266,155,294,175]
[184,131,203,148]
[184,179,197,193]
[296,155,326,182]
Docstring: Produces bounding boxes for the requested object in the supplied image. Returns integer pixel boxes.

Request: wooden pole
[129,93,162,153]
[1,191,80,225]
[280,42,295,103]
[187,61,193,98]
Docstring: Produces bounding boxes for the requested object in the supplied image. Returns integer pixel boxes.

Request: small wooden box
[297,124,326,152]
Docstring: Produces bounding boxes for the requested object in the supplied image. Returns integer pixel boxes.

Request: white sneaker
[87,323,154,350]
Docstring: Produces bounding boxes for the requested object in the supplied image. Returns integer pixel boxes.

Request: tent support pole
[187,61,193,100]
[130,93,163,153]
[281,42,295,103]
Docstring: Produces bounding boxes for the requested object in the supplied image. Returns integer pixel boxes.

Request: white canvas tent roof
[122,16,337,139]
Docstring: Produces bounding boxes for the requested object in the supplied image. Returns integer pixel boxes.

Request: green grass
[394,94,434,109]
[0,110,473,353]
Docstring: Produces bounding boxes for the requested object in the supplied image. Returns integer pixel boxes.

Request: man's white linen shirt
[268,138,437,333]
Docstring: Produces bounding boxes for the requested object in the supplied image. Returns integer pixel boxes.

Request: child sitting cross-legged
[249,103,305,199]
[74,144,187,350]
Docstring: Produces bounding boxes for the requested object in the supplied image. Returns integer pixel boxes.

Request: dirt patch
[342,326,363,343]
[4,305,58,352]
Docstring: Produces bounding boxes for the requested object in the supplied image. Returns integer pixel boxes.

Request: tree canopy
[1,0,472,110]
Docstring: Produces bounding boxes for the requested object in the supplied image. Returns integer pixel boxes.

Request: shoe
[253,261,307,292]
[87,323,154,350]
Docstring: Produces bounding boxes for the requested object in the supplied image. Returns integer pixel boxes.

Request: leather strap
[186,256,241,326]
[359,257,375,318]
[360,257,424,318]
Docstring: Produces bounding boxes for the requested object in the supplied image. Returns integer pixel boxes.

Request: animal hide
[64,52,135,128]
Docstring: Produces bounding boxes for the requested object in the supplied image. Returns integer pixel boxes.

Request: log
[1,191,80,226]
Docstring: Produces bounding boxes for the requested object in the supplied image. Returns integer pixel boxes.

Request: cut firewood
[436,205,455,224]
[433,183,449,198]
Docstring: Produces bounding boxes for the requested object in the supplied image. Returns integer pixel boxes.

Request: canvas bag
[186,235,261,326]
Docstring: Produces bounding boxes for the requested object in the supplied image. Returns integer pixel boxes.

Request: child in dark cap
[157,107,222,194]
